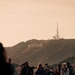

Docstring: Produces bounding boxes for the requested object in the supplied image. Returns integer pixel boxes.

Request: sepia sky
[0,0,75,47]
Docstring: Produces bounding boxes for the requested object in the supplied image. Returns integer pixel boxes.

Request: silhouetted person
[8,58,15,75]
[15,63,25,75]
[47,67,54,75]
[57,64,61,75]
[0,42,13,75]
[54,68,60,75]
[21,61,33,75]
[44,63,49,74]
[67,62,73,75]
[44,63,48,71]
[36,64,45,75]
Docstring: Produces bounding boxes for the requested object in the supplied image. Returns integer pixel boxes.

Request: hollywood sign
[28,44,43,48]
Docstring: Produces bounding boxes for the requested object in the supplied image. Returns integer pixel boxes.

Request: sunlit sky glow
[0,0,75,47]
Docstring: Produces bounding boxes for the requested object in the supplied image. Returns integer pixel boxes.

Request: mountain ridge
[6,39,75,66]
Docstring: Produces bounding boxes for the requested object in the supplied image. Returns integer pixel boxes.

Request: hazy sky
[0,0,75,47]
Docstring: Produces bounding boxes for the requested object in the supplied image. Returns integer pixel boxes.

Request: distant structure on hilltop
[53,22,60,40]
[28,43,43,48]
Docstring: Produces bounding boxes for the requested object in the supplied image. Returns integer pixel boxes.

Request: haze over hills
[6,39,75,66]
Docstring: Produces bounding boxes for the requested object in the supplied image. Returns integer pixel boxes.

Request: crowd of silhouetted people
[15,61,75,75]
[0,42,75,75]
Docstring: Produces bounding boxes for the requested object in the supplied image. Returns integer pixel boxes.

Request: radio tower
[53,22,60,40]
[56,22,60,39]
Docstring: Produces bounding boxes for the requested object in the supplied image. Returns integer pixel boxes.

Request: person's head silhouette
[0,42,8,63]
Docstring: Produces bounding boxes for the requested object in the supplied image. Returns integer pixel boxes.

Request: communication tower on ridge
[53,22,60,40]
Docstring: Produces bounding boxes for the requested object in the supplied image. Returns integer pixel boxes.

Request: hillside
[6,39,75,66]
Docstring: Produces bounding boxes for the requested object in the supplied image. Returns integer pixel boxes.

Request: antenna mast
[56,22,60,39]
[53,22,60,40]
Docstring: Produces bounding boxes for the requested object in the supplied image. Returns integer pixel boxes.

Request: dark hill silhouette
[6,39,75,66]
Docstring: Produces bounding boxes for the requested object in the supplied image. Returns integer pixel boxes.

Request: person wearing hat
[61,62,69,75]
